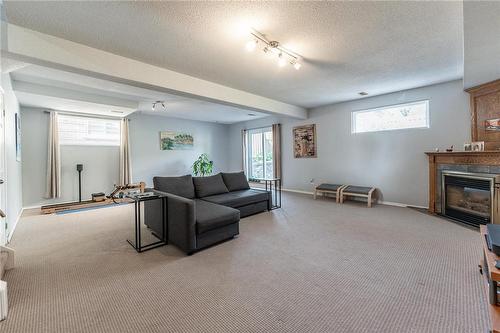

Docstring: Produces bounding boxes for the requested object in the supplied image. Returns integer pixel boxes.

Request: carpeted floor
[0,192,489,332]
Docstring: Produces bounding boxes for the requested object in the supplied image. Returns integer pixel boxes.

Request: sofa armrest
[154,190,196,253]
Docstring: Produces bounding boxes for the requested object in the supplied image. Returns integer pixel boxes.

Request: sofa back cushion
[221,171,250,192]
[153,175,195,199]
[193,173,229,198]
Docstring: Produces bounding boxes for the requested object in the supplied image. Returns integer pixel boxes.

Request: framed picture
[471,141,484,152]
[485,118,500,131]
[293,124,317,158]
[15,113,21,162]
[159,131,194,150]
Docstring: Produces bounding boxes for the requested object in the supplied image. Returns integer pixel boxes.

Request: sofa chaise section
[151,175,240,254]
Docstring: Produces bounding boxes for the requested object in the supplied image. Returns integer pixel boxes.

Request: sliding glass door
[247,127,273,180]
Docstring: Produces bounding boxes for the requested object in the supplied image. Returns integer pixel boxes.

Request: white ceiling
[10,65,269,123]
[5,1,464,108]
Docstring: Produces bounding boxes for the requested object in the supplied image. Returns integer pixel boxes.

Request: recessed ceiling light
[359,92,368,96]
[248,113,257,116]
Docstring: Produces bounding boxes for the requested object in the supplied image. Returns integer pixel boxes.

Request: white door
[0,91,6,246]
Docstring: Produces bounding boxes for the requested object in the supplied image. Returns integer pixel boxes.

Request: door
[0,91,6,246]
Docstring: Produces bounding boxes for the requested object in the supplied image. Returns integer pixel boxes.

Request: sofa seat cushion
[201,189,269,208]
[221,171,250,191]
[193,173,229,198]
[153,175,195,199]
[195,199,240,235]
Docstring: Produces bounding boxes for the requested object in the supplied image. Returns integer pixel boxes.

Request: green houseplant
[192,153,214,177]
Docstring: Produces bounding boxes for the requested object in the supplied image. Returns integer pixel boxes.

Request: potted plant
[192,153,214,177]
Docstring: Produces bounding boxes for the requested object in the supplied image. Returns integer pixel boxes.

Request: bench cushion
[342,185,374,195]
[201,189,269,208]
[316,183,343,191]
[195,199,240,234]
[221,171,250,191]
[193,173,229,198]
[153,175,195,199]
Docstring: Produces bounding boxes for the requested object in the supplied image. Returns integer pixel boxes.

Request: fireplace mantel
[426,151,500,213]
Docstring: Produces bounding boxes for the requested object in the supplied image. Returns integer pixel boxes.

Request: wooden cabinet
[466,79,500,150]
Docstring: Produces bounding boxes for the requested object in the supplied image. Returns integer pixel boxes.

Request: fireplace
[441,171,500,227]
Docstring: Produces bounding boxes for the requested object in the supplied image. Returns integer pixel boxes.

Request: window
[247,127,273,180]
[351,100,429,134]
[58,114,120,146]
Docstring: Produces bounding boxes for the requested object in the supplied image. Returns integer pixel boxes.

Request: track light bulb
[278,54,287,67]
[293,62,302,70]
[245,39,257,52]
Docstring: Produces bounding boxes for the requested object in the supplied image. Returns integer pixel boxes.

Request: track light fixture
[152,101,166,111]
[245,29,302,70]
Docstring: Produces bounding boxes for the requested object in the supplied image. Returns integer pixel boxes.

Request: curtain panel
[272,123,282,180]
[241,129,248,177]
[45,111,61,199]
[119,118,132,185]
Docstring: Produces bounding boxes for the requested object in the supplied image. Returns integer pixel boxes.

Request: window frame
[351,99,430,134]
[57,114,121,147]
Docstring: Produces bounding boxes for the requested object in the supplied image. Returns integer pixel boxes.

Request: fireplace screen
[445,185,490,218]
[442,172,495,226]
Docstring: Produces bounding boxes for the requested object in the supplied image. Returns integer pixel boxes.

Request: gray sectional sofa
[148,172,271,255]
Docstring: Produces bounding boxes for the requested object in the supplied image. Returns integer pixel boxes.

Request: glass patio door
[247,127,273,180]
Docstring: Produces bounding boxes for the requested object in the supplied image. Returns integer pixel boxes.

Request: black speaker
[76,164,83,172]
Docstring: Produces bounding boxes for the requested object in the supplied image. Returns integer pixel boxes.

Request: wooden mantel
[426,151,500,213]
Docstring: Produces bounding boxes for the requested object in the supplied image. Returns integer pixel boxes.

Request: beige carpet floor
[0,192,489,332]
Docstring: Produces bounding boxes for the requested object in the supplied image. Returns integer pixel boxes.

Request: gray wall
[21,107,120,207]
[128,112,229,186]
[21,109,230,207]
[2,73,23,243]
[464,2,500,88]
[229,80,470,207]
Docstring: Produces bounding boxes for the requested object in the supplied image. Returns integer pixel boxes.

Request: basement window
[58,114,120,146]
[351,100,429,134]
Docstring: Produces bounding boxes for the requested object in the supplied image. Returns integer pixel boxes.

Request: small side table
[125,190,168,253]
[253,178,281,209]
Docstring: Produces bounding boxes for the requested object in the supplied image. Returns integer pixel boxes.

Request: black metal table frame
[126,195,168,253]
[263,178,281,210]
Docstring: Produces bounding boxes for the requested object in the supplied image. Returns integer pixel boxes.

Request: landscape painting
[485,118,500,131]
[293,124,317,158]
[160,131,194,150]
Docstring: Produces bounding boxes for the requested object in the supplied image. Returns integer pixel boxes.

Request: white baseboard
[7,209,24,243]
[282,188,428,209]
[21,205,41,210]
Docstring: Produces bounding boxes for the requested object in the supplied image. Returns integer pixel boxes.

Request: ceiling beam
[3,24,307,119]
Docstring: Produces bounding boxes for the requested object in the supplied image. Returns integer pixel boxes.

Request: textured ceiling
[5,1,464,108]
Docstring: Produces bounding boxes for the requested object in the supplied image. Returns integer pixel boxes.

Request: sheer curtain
[272,123,282,180]
[45,111,61,199]
[119,118,132,185]
[242,129,248,177]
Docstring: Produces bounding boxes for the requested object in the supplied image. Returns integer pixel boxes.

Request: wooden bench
[340,185,376,208]
[314,184,346,202]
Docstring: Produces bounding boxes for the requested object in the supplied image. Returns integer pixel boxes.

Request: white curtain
[272,123,282,180]
[45,111,61,199]
[242,129,248,177]
[119,118,132,185]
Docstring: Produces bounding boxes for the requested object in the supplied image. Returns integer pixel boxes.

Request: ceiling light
[245,29,302,70]
[277,54,287,67]
[291,60,302,70]
[245,39,258,52]
[152,101,166,111]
